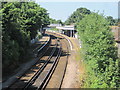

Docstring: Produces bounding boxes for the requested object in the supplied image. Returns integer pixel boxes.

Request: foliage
[2,2,50,74]
[50,27,59,31]
[65,7,91,25]
[106,16,116,26]
[49,18,63,25]
[77,13,119,88]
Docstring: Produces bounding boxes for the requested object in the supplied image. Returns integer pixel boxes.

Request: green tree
[77,13,119,88]
[65,7,91,25]
[106,16,116,26]
[49,18,63,25]
[2,2,50,75]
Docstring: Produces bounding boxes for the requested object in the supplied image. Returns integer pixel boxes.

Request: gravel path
[61,37,81,88]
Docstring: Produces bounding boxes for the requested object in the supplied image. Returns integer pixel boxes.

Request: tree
[49,18,63,25]
[56,20,63,25]
[49,18,57,24]
[2,2,50,75]
[65,7,91,25]
[77,13,119,88]
[106,16,116,26]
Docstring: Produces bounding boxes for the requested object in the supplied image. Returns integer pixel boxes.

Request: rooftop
[56,25,75,30]
[111,26,120,42]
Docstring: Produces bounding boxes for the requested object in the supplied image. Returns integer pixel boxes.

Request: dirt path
[61,37,83,88]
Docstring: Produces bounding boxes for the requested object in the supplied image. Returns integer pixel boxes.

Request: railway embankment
[2,35,50,89]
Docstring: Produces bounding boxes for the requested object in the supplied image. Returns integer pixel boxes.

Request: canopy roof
[56,25,75,30]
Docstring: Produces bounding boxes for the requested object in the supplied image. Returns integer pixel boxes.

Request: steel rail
[47,31,73,51]
[23,39,59,89]
[37,40,62,90]
[33,35,50,52]
[59,40,69,88]
[32,35,51,58]
[4,33,70,89]
[46,31,70,89]
[37,35,51,57]
[4,36,51,89]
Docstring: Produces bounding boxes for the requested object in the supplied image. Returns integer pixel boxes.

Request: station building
[40,24,62,35]
[43,24,77,38]
[56,25,77,37]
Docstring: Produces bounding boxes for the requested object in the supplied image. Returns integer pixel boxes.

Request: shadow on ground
[2,34,70,89]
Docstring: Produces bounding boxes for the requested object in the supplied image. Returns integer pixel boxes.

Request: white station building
[43,24,77,38]
[56,25,76,37]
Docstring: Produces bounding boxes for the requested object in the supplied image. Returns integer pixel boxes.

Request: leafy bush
[77,13,119,88]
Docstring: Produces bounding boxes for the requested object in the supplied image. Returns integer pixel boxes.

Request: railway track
[33,34,51,57]
[34,39,62,89]
[45,31,70,88]
[2,35,51,89]
[3,32,70,89]
[24,39,61,89]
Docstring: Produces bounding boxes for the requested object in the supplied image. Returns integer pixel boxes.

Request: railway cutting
[3,32,70,89]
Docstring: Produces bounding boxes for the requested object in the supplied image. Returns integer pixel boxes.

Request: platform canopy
[48,24,62,27]
[56,25,75,30]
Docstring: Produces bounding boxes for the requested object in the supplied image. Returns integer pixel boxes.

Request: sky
[35,1,119,22]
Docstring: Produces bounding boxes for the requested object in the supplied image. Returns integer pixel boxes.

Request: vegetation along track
[3,32,70,89]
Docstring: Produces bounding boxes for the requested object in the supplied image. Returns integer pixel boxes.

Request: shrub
[77,13,119,88]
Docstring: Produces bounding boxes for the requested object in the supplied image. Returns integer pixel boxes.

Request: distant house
[111,26,120,57]
[111,26,120,42]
